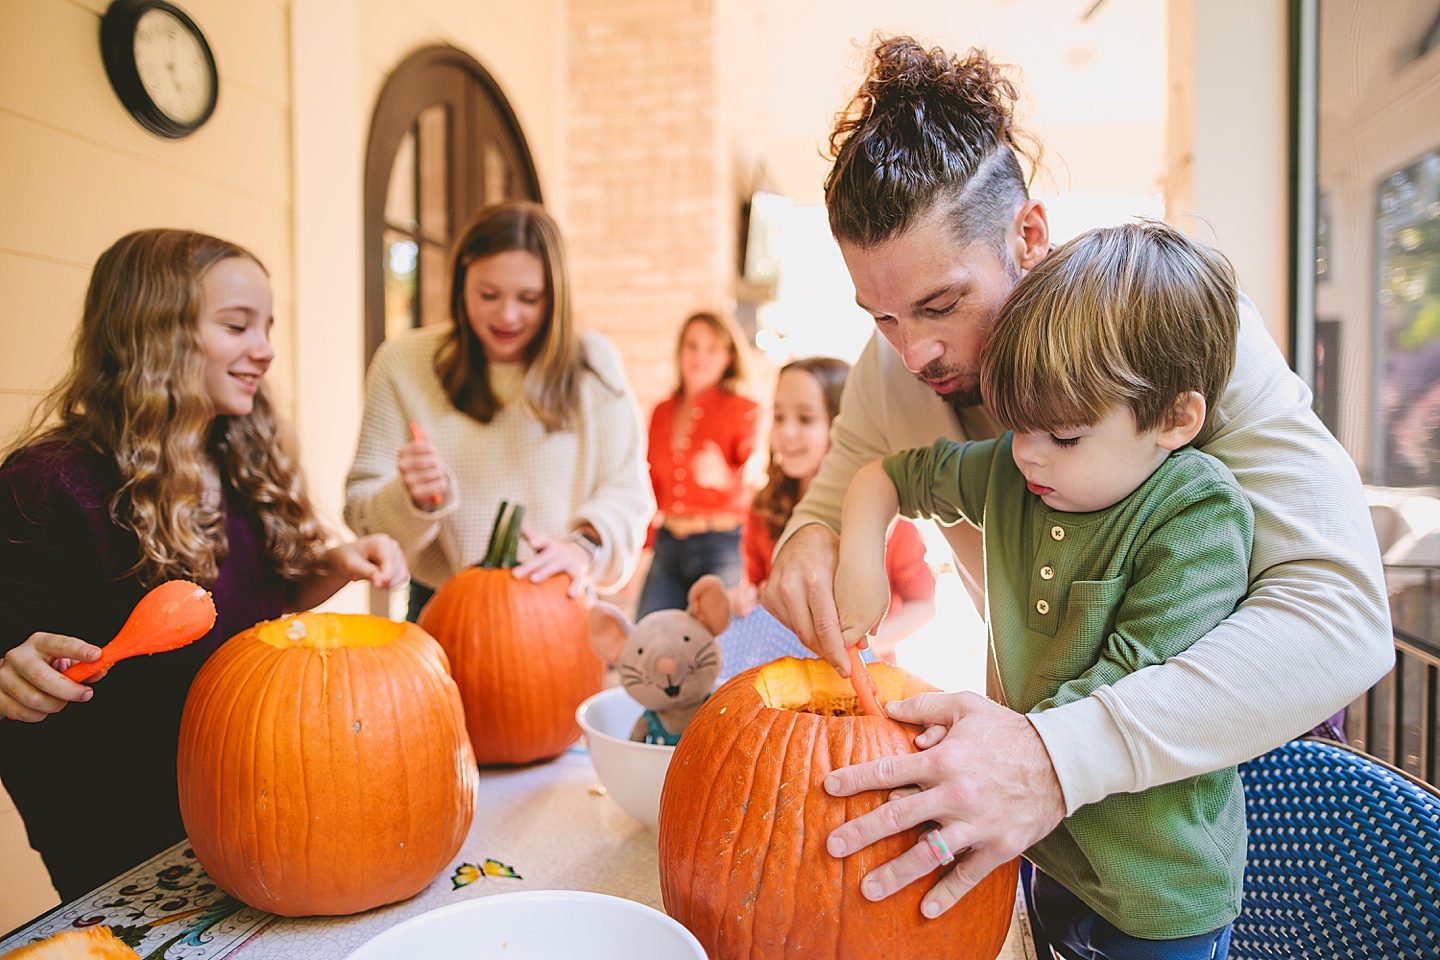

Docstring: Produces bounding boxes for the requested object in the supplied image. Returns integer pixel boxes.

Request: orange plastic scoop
[63,580,216,684]
[848,645,886,718]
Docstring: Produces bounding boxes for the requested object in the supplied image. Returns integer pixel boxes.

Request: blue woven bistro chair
[1231,737,1440,958]
[1021,737,1440,958]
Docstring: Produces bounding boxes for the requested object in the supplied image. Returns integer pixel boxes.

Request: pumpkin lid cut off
[751,655,936,716]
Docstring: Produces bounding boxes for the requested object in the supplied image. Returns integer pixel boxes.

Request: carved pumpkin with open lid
[177,612,476,916]
[657,656,1018,960]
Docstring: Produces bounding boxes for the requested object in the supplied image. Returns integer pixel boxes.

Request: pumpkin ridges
[374,643,425,905]
[715,705,787,957]
[688,686,782,955]
[214,636,277,894]
[275,641,317,900]
[659,660,1017,960]
[180,617,474,915]
[340,645,380,903]
[811,716,851,960]
[379,644,418,904]
[394,639,469,895]
[792,711,844,959]
[660,681,730,927]
[749,706,809,957]
[421,568,598,765]
[843,718,901,956]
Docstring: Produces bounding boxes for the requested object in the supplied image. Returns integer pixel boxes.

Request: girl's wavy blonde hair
[9,228,327,587]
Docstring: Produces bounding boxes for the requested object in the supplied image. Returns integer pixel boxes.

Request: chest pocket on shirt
[1035,575,1127,685]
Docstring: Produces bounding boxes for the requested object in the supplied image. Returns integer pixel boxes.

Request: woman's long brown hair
[435,201,594,431]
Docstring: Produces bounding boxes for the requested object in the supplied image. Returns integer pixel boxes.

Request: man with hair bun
[762,34,1393,947]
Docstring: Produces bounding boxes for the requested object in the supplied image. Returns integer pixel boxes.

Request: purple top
[0,440,284,900]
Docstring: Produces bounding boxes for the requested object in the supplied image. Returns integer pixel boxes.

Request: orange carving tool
[63,580,216,684]
[848,645,886,719]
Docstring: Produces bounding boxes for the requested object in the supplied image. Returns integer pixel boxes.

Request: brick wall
[565,0,736,417]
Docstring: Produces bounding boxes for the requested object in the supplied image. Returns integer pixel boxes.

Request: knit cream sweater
[344,326,654,593]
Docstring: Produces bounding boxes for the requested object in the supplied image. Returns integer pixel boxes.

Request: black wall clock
[100,0,219,139]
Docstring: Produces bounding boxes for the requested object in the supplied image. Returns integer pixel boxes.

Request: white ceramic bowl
[575,686,675,828]
[344,890,705,960]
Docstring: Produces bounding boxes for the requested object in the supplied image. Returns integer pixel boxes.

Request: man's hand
[759,523,848,674]
[822,691,1065,918]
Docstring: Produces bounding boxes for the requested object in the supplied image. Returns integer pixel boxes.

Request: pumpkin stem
[478,500,511,568]
[500,504,526,568]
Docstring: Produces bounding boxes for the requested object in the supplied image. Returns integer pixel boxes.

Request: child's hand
[834,551,891,651]
[728,581,758,617]
[0,632,105,722]
[398,424,449,510]
[327,534,408,590]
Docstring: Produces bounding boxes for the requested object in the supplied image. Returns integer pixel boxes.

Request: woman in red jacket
[637,311,761,617]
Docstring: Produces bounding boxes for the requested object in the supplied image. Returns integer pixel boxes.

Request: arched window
[363,46,541,365]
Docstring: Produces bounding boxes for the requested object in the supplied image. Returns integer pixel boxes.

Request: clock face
[133,7,213,125]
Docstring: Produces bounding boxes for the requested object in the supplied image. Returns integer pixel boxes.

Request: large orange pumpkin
[658,657,1018,960]
[177,613,477,916]
[417,501,602,765]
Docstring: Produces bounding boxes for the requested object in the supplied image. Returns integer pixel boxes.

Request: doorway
[363,46,541,365]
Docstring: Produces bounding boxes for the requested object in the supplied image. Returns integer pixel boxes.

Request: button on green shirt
[884,435,1254,939]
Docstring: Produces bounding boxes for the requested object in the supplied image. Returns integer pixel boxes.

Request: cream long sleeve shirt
[344,327,654,594]
[784,293,1395,813]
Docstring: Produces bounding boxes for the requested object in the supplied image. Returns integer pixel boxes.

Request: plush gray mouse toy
[588,574,729,745]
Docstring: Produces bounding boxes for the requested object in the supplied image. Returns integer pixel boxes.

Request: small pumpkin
[177,613,476,916]
[658,656,1018,960]
[418,501,602,765]
[0,928,137,960]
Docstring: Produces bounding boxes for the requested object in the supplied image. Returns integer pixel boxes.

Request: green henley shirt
[884,435,1254,939]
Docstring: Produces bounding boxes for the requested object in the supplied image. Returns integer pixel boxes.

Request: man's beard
[915,364,983,412]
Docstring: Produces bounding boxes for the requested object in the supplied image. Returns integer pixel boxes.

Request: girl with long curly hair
[0,228,405,899]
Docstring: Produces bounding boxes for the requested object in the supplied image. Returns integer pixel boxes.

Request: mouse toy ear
[687,574,732,637]
[588,600,633,664]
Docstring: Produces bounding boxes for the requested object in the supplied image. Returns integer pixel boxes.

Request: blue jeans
[636,527,742,619]
[1028,864,1233,960]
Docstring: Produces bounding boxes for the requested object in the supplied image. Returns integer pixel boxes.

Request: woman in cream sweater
[345,202,653,620]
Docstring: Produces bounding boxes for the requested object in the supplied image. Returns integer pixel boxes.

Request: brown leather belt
[661,513,744,539]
